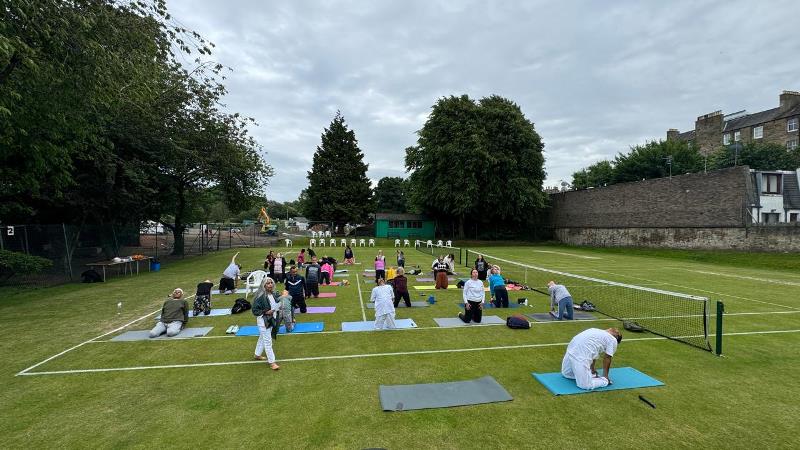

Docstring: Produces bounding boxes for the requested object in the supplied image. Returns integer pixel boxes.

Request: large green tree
[373,177,409,213]
[305,112,373,231]
[406,95,546,237]
[571,160,614,190]
[707,142,800,171]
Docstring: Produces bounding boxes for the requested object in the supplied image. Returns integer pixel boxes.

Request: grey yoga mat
[526,311,596,322]
[433,316,505,327]
[379,375,513,411]
[366,301,429,308]
[110,327,213,341]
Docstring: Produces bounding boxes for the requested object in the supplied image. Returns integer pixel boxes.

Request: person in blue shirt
[487,265,509,308]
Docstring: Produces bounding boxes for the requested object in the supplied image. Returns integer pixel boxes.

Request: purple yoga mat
[415,277,455,282]
[316,292,337,298]
[294,306,336,314]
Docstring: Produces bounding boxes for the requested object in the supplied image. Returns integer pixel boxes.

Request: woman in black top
[475,255,490,281]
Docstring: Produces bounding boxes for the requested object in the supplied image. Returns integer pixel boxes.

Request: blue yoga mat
[532,367,664,395]
[456,302,521,309]
[235,322,324,336]
[341,318,417,332]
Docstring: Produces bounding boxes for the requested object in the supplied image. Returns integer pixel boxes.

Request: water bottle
[427,294,435,304]
[117,302,123,315]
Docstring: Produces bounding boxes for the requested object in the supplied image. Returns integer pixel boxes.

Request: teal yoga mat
[532,367,664,395]
[235,322,324,335]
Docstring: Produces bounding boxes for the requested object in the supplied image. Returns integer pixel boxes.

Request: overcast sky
[169,0,799,201]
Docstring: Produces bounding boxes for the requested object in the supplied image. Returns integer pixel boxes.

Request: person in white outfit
[561,328,622,390]
[458,269,485,323]
[252,277,280,370]
[371,278,396,330]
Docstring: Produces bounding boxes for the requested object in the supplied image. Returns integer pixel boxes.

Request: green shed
[374,213,435,239]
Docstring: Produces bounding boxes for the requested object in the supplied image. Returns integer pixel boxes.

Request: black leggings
[493,286,509,308]
[460,300,483,323]
[394,291,411,308]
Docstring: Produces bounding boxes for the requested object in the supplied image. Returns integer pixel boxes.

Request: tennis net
[414,242,463,266]
[465,249,711,351]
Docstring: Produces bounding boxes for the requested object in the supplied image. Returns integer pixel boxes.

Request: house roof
[724,104,800,132]
[375,213,429,221]
[293,216,309,222]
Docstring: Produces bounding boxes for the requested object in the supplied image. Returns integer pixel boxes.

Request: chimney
[780,90,800,112]
[666,129,679,140]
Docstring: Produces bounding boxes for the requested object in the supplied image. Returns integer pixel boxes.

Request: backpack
[231,298,252,314]
[456,280,466,289]
[579,300,596,312]
[81,269,103,283]
[506,314,530,329]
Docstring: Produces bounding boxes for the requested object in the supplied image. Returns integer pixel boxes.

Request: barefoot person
[219,252,241,294]
[252,277,280,370]
[561,328,622,390]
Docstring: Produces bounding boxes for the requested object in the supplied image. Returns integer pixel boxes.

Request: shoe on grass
[254,355,266,361]
[270,363,280,370]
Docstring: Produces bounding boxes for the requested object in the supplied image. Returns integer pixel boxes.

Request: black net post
[715,301,724,356]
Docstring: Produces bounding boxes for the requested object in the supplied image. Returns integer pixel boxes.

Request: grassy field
[1,242,799,449]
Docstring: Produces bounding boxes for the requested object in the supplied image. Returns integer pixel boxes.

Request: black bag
[81,269,103,283]
[506,314,531,329]
[579,300,596,312]
[456,280,466,289]
[231,298,251,314]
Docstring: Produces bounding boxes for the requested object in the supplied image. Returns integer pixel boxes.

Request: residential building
[749,169,800,224]
[667,90,800,155]
[374,213,434,239]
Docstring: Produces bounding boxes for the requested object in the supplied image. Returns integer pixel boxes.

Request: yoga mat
[235,322,325,335]
[379,376,512,411]
[433,316,505,327]
[341,318,417,332]
[456,302,520,309]
[111,327,213,341]
[527,311,596,322]
[366,301,429,308]
[415,277,455,282]
[316,292,337,298]
[532,367,664,396]
[188,309,231,318]
[211,288,247,295]
[294,306,336,314]
[334,269,349,273]
[415,285,488,291]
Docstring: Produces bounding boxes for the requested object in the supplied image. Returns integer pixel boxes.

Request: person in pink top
[374,250,386,283]
[320,259,334,285]
[297,248,306,267]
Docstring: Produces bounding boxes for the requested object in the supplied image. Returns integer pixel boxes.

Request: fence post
[62,223,73,280]
[715,301,724,356]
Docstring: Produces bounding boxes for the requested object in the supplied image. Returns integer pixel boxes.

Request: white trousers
[254,316,276,363]
[374,312,396,330]
[149,321,182,338]
[561,353,609,390]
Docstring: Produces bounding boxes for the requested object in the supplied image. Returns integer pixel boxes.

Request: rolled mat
[532,367,664,395]
[379,376,512,411]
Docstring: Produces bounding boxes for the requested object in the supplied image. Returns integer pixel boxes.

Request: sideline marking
[17,328,800,376]
[531,250,601,260]
[685,269,800,287]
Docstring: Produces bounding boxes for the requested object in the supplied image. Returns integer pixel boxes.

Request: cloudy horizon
[169,0,800,201]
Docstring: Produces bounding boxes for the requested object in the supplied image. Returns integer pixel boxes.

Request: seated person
[149,288,189,338]
[193,279,214,316]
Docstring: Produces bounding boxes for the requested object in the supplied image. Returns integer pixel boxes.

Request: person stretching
[149,288,189,338]
[392,267,411,308]
[488,265,509,307]
[374,250,386,283]
[561,328,622,390]
[371,278,396,330]
[548,280,574,320]
[219,252,241,294]
[458,269,486,323]
[305,256,321,299]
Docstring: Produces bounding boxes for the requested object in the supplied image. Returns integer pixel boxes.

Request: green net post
[715,301,724,356]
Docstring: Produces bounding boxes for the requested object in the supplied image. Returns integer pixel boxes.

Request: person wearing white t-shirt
[219,252,241,294]
[458,269,485,324]
[561,327,622,390]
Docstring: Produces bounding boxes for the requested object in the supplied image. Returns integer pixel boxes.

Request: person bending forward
[561,327,622,390]
[371,278,396,330]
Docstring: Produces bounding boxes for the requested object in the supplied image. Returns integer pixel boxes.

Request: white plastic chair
[445,240,452,248]
[368,238,375,247]
[403,239,410,247]
[436,240,443,247]
[244,270,268,300]
[415,240,421,248]
[285,239,293,247]
[319,238,326,247]
[340,238,347,246]
[311,231,317,238]
[325,230,331,238]
[359,238,366,247]
[309,238,316,247]
[426,240,433,248]
[394,239,401,247]
[350,238,357,247]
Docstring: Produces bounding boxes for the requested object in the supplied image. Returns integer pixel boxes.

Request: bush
[0,250,53,280]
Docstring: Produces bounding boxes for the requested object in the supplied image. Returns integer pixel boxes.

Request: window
[406,220,422,229]
[790,213,799,223]
[788,139,798,150]
[734,131,741,142]
[753,125,764,139]
[762,213,780,224]
[388,220,405,229]
[723,133,731,145]
[762,173,782,194]
[788,118,799,132]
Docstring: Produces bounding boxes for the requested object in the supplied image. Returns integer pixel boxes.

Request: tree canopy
[405,95,546,237]
[707,142,800,171]
[304,112,373,230]
[373,177,409,213]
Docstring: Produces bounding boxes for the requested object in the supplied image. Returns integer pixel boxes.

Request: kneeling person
[561,327,622,390]
[458,269,485,323]
[548,280,574,320]
[193,279,214,316]
[150,288,189,338]
[272,289,295,337]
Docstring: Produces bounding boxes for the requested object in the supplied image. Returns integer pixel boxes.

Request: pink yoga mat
[316,292,337,298]
[294,306,336,313]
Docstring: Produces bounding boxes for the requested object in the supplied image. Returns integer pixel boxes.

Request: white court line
[683,269,800,287]
[18,328,800,376]
[530,250,601,260]
[592,269,800,311]
[356,265,367,321]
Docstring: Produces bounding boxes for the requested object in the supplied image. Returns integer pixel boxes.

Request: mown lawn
[1,242,798,449]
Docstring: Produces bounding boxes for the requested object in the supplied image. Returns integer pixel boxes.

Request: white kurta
[561,328,618,390]
[371,284,396,329]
